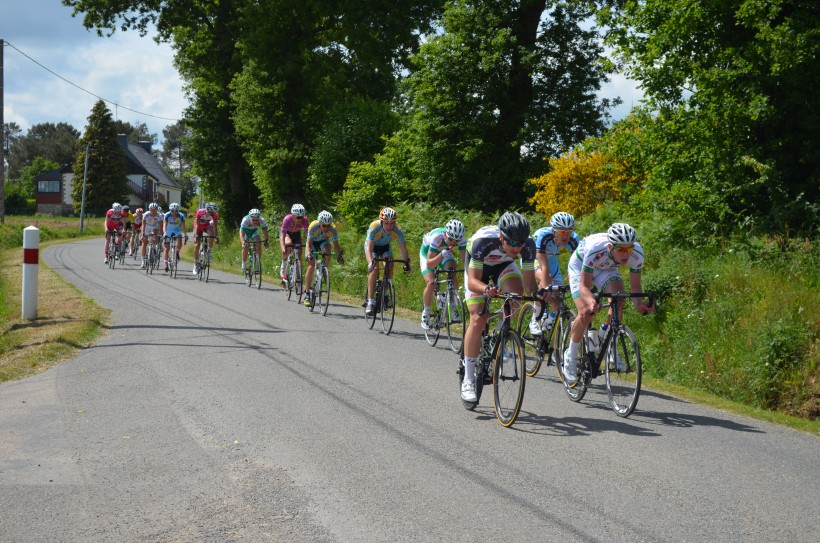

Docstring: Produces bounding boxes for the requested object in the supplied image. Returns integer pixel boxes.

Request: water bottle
[586,328,600,353]
[599,323,609,342]
[437,291,447,311]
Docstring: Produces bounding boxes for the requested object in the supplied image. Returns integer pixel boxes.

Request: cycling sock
[463,357,477,382]
[569,340,580,361]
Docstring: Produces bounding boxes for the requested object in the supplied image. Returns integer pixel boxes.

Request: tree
[5,122,80,180]
[399,0,617,211]
[599,0,820,234]
[71,100,129,216]
[112,120,156,145]
[162,121,197,206]
[19,157,61,199]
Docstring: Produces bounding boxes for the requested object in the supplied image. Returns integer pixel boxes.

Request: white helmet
[444,219,465,242]
[607,223,637,245]
[206,202,219,212]
[550,212,575,230]
[291,203,306,217]
[169,203,180,212]
[148,202,158,211]
[379,207,397,221]
[112,203,122,212]
[318,210,333,224]
[249,208,261,218]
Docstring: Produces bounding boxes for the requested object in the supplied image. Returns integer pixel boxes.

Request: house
[35,134,182,216]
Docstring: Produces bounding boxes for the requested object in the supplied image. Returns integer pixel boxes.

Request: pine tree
[71,100,128,216]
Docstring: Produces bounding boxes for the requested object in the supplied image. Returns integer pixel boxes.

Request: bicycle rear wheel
[424,305,441,346]
[317,267,331,316]
[559,317,589,402]
[245,251,254,287]
[285,259,294,300]
[294,260,303,303]
[493,330,526,427]
[605,325,642,417]
[445,287,466,354]
[108,238,117,269]
[517,302,544,377]
[380,279,395,335]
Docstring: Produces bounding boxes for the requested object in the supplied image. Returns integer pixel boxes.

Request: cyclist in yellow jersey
[304,211,345,307]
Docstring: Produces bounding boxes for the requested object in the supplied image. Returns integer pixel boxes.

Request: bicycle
[457,292,531,427]
[131,229,141,260]
[107,230,122,269]
[282,243,303,302]
[306,251,336,316]
[244,239,264,289]
[362,256,409,335]
[166,234,186,279]
[196,234,217,282]
[424,268,466,353]
[558,291,656,417]
[516,285,572,377]
[145,231,161,275]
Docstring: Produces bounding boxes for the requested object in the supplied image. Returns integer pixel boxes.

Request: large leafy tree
[161,121,197,206]
[599,0,820,234]
[71,100,128,216]
[399,0,617,211]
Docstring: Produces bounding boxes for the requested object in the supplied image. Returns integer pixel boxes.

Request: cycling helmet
[380,207,397,221]
[249,208,261,218]
[607,223,637,245]
[169,203,180,212]
[497,212,530,244]
[112,203,122,212]
[205,202,218,212]
[550,211,575,230]
[122,205,130,211]
[135,208,143,214]
[445,219,465,242]
[148,202,158,211]
[291,203,306,217]
[318,210,333,224]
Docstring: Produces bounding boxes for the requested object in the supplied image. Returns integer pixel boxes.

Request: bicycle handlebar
[373,257,409,263]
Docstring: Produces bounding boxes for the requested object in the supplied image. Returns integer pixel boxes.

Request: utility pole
[79,144,91,232]
[1,39,6,224]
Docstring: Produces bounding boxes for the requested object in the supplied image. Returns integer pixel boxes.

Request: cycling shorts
[568,253,622,299]
[463,261,521,307]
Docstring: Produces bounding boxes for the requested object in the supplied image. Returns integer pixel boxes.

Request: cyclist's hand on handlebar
[484,284,499,298]
[403,261,411,273]
[306,252,314,261]
[637,299,656,315]
[183,234,188,244]
[264,239,270,248]
[367,261,375,272]
[337,254,345,265]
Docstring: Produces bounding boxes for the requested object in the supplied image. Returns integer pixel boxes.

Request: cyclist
[419,219,467,329]
[364,207,411,316]
[162,203,188,272]
[304,210,345,307]
[460,212,541,403]
[527,211,580,336]
[122,205,134,255]
[103,202,126,264]
[130,207,144,256]
[140,203,164,269]
[280,203,309,283]
[562,222,656,383]
[192,202,220,275]
[240,208,270,274]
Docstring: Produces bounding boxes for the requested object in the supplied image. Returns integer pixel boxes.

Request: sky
[2,2,642,146]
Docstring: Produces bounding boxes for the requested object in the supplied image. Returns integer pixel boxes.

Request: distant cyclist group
[101,200,656,422]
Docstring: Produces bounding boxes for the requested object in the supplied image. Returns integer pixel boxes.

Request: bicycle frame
[425,268,465,352]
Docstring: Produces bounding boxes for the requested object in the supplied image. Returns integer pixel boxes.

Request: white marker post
[22,226,39,320]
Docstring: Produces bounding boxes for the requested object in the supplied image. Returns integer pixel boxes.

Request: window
[38,180,61,193]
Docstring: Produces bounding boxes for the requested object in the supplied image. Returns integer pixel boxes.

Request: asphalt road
[1,238,817,542]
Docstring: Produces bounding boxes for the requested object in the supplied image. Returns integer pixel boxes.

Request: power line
[3,40,180,122]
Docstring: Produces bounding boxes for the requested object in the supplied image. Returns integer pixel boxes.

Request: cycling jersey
[365,220,406,247]
[532,226,580,284]
[240,215,269,241]
[281,214,308,235]
[307,220,339,242]
[105,209,125,231]
[132,212,143,226]
[466,226,536,272]
[420,227,466,273]
[163,211,185,239]
[568,232,645,298]
[142,210,163,233]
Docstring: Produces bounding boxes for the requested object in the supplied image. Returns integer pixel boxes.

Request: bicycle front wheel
[245,252,254,287]
[605,325,642,417]
[318,267,331,316]
[254,254,262,290]
[294,260,303,303]
[286,260,295,300]
[380,280,396,335]
[493,330,526,427]
[364,286,376,329]
[445,288,466,354]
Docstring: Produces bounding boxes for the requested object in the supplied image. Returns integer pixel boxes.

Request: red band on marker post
[23,248,39,265]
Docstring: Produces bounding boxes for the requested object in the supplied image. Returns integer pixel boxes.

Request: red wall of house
[36,193,63,205]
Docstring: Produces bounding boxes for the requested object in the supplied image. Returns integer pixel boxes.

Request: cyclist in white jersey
[562,223,655,383]
[460,212,546,403]
[140,203,164,269]
[419,219,467,329]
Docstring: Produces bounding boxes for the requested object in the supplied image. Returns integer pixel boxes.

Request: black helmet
[497,212,530,244]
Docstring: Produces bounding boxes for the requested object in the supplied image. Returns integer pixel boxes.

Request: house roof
[35,164,73,181]
[117,135,179,189]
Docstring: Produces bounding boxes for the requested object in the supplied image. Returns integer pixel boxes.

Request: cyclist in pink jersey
[192,202,220,274]
[279,203,309,282]
[104,202,126,264]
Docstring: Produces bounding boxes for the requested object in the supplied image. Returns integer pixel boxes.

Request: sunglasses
[613,245,634,254]
[502,235,524,248]
[554,229,572,235]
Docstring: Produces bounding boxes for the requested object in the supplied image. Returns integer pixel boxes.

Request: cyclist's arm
[365,239,375,269]
[537,253,551,287]
[398,241,409,262]
[629,270,655,314]
[522,269,538,297]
